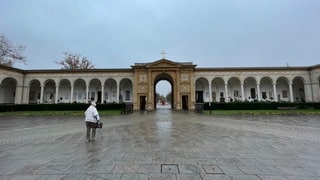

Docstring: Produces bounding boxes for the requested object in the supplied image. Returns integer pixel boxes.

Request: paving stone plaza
[0,110,320,180]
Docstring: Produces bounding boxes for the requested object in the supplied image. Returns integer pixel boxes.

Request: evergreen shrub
[0,103,126,112]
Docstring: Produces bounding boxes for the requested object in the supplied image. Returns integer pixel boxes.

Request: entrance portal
[156,80,172,109]
[140,96,146,110]
[182,95,188,110]
[154,74,174,109]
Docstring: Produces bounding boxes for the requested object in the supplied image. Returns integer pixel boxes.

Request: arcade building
[0,59,319,110]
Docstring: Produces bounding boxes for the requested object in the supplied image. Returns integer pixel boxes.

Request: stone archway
[0,77,17,104]
[154,73,174,109]
[132,59,196,110]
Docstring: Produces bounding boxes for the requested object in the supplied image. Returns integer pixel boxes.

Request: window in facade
[125,91,130,101]
[282,90,288,98]
[78,92,82,100]
[250,88,256,99]
[234,90,239,97]
[90,92,95,100]
[212,91,216,102]
[105,92,108,100]
[196,91,204,102]
[29,91,35,100]
[262,92,267,99]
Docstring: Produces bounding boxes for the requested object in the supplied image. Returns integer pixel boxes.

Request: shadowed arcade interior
[154,74,173,109]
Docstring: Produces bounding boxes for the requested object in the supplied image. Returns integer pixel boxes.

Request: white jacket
[85,105,100,123]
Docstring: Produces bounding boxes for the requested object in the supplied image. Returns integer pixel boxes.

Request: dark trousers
[86,122,96,140]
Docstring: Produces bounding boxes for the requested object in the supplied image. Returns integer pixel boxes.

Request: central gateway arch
[131,59,196,110]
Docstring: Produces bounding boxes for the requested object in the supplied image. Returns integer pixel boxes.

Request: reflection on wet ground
[0,110,320,179]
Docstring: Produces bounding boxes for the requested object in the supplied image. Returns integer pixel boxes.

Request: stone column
[273,83,277,102]
[289,83,294,102]
[208,82,212,102]
[14,84,23,104]
[22,85,30,104]
[55,86,59,104]
[241,83,244,101]
[224,83,228,102]
[303,80,312,102]
[101,85,105,104]
[176,70,181,110]
[40,85,44,104]
[86,85,89,103]
[116,85,120,103]
[257,83,261,101]
[70,85,74,103]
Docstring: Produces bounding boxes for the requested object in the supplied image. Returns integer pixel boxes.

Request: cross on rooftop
[160,50,167,59]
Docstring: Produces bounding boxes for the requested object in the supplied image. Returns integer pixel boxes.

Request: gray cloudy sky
[1,0,320,70]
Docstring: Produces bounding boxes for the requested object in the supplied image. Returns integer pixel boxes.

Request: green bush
[203,102,320,110]
[0,103,126,112]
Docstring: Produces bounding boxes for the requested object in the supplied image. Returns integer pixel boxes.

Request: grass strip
[0,110,121,116]
[203,109,320,116]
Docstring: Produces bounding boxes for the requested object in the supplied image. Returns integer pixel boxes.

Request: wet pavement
[0,110,320,180]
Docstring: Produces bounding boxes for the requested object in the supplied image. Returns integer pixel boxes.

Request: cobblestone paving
[0,111,320,180]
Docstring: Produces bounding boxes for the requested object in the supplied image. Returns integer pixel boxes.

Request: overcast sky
[1,0,320,71]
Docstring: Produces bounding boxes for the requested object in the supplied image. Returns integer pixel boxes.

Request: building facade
[1,59,320,110]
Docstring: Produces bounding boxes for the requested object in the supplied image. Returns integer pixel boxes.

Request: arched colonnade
[195,75,311,103]
[27,77,133,104]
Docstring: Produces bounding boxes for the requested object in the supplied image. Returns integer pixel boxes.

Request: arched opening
[43,79,56,104]
[260,77,274,101]
[276,77,290,102]
[155,80,171,109]
[292,77,305,102]
[0,77,17,104]
[212,77,225,102]
[104,78,117,103]
[228,77,241,102]
[28,79,41,104]
[89,79,101,103]
[119,78,133,103]
[195,78,209,103]
[244,77,257,101]
[154,74,174,109]
[73,79,86,103]
[58,79,71,103]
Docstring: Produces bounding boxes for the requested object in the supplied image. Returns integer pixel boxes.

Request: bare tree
[55,52,94,69]
[0,34,26,67]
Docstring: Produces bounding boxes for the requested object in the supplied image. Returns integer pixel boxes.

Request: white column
[289,83,294,102]
[116,85,120,103]
[257,83,261,101]
[70,85,74,103]
[40,85,44,104]
[86,85,89,103]
[55,86,59,104]
[22,86,30,104]
[101,85,105,104]
[208,82,212,102]
[241,83,245,101]
[304,82,312,102]
[14,85,23,104]
[273,83,277,102]
[224,83,228,102]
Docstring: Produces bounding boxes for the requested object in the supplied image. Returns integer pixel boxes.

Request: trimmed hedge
[0,103,126,112]
[1,102,320,112]
[203,102,320,110]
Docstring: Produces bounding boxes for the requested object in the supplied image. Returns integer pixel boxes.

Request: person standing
[85,102,100,142]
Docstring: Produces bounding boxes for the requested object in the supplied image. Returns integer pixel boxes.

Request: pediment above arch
[132,59,196,69]
[147,59,182,68]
